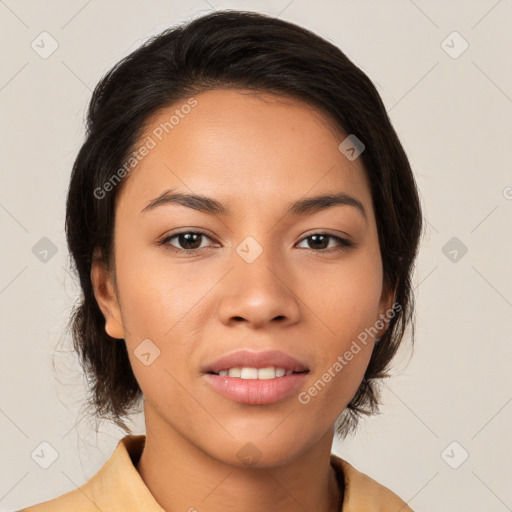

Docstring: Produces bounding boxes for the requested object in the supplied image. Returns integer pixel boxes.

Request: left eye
[296,233,354,251]
[159,231,354,253]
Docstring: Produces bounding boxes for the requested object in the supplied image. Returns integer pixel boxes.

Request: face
[92,88,394,467]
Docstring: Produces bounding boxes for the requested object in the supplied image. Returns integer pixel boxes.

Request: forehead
[116,88,373,218]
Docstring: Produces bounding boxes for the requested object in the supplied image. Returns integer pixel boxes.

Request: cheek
[298,332,374,428]
[298,250,384,341]
[113,241,222,402]
[114,246,201,409]
[300,252,382,397]
[113,234,211,336]
[288,267,381,416]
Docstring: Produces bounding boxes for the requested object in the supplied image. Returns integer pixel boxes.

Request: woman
[20,9,422,511]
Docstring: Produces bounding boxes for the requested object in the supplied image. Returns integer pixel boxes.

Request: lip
[202,349,309,374]
[201,349,310,405]
[203,373,309,405]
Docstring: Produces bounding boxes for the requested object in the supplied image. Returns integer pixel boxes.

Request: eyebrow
[140,188,367,222]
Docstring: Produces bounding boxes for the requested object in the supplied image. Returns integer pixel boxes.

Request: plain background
[1,1,511,511]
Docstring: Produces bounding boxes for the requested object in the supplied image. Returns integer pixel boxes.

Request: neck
[135,405,343,512]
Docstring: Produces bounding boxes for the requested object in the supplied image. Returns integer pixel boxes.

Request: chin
[205,428,315,469]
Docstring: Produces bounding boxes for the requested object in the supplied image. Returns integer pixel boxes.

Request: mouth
[207,367,309,379]
[201,349,310,405]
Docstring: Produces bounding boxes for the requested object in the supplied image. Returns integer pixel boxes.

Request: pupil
[181,233,201,249]
[309,234,328,250]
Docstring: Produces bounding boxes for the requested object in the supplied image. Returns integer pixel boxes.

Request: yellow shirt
[18,434,413,511]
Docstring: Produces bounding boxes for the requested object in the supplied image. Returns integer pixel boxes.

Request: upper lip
[202,349,310,374]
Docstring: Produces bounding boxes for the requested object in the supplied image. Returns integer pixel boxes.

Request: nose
[217,248,301,329]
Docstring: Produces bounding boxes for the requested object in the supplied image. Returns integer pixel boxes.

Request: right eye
[159,230,219,253]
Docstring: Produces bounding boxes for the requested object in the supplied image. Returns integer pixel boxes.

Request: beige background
[1,1,511,511]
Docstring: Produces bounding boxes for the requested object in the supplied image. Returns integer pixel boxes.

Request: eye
[296,233,354,252]
[158,231,355,254]
[159,230,217,253]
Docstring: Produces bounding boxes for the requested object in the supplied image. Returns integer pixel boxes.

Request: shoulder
[331,453,414,512]
[16,486,99,512]
[17,435,162,512]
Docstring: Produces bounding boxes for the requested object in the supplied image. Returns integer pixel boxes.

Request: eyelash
[158,230,355,255]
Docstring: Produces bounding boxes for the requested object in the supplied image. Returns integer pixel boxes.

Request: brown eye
[159,231,354,255]
[296,233,354,252]
[160,231,215,252]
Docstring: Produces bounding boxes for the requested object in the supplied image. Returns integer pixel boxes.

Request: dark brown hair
[65,9,423,438]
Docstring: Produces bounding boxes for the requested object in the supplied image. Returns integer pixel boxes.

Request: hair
[65,9,423,438]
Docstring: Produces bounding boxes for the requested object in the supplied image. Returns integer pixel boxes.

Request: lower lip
[203,372,309,405]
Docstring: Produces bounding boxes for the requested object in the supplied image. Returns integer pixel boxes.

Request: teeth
[241,368,259,379]
[216,367,295,379]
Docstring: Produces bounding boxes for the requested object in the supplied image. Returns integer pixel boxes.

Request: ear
[375,283,399,340]
[90,249,126,339]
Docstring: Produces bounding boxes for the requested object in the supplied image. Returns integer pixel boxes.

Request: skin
[91,88,395,512]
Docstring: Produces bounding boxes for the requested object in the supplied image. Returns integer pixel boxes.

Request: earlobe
[90,252,125,340]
